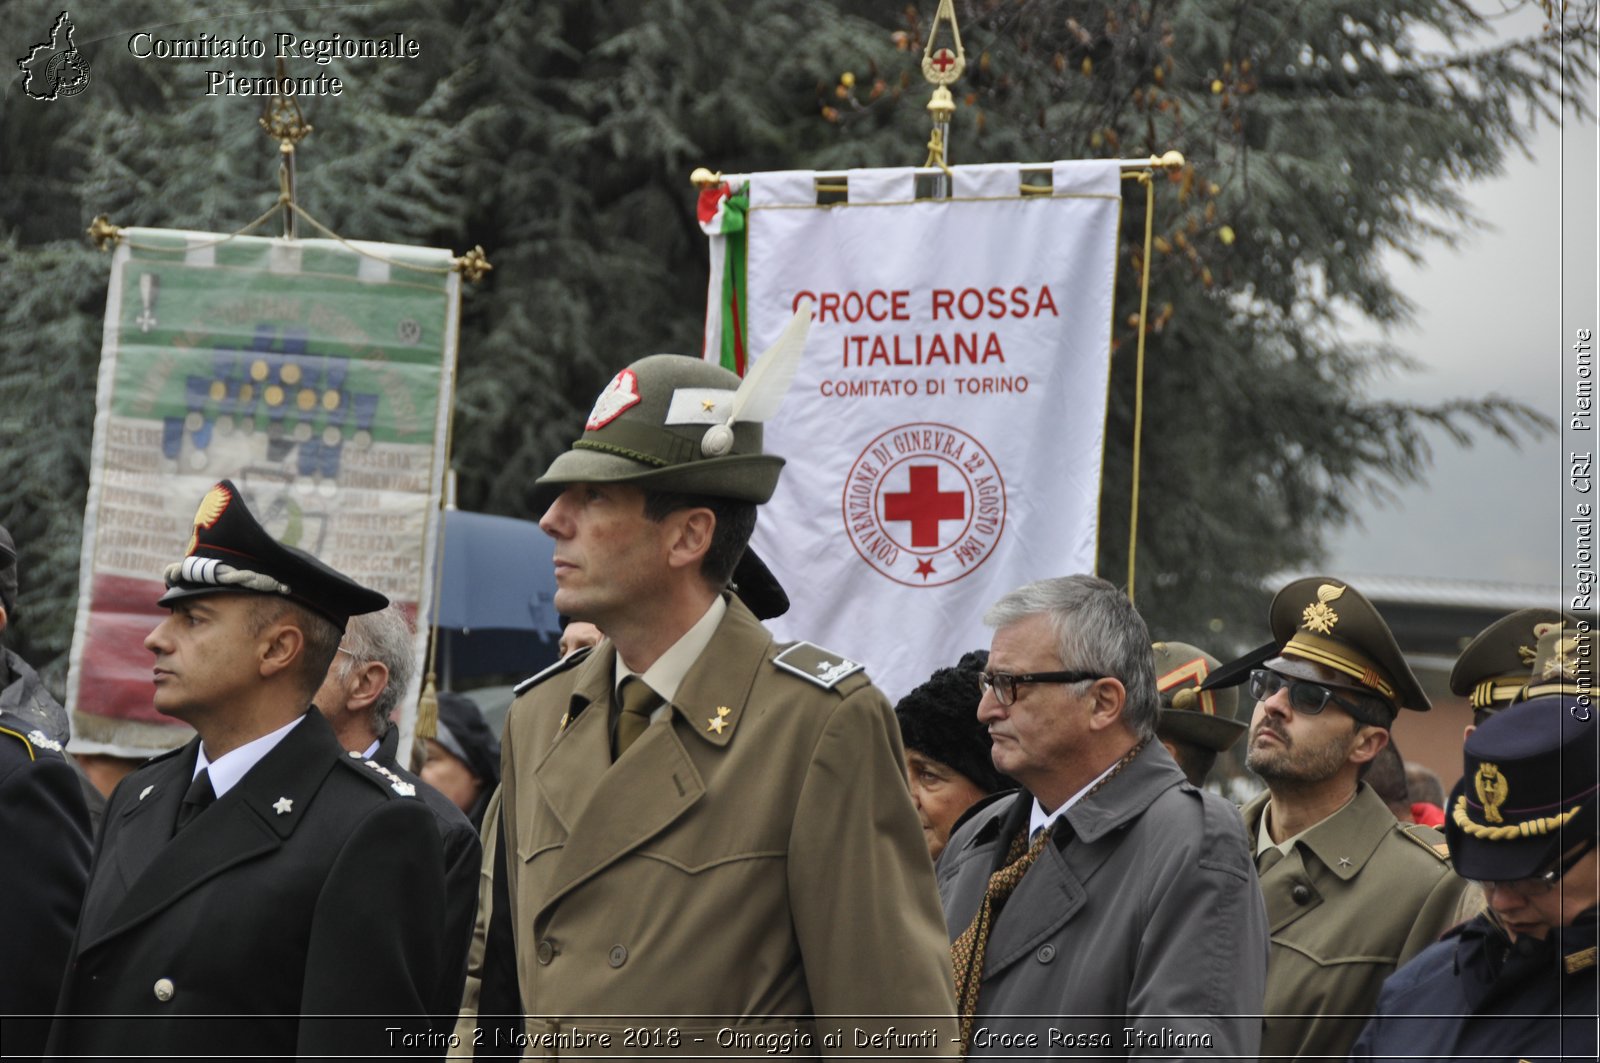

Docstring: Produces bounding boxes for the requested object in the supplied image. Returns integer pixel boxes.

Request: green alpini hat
[537,305,813,504]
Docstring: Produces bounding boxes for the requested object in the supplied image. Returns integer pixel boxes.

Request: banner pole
[690,152,1185,189]
[259,58,311,239]
[919,0,966,194]
[1126,171,1158,605]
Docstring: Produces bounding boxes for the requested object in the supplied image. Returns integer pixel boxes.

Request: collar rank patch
[363,758,417,797]
[26,729,62,753]
[774,642,865,689]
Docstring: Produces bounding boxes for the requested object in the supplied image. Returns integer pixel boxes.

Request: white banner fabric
[740,160,1121,700]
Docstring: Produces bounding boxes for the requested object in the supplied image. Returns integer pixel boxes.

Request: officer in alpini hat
[1352,693,1597,1058]
[1236,576,1472,1061]
[482,311,959,1048]
[1151,641,1245,787]
[1449,608,1577,728]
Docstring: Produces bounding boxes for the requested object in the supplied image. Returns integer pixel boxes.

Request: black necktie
[175,768,216,832]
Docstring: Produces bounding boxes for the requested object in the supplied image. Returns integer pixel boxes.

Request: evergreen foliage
[1,0,1591,687]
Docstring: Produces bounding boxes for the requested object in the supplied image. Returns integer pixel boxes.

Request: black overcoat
[50,709,449,1061]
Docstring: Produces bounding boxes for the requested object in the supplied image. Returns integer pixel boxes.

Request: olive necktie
[175,768,216,833]
[613,677,661,758]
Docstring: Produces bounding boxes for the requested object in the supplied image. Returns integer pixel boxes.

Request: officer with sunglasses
[1235,577,1472,1061]
[1351,692,1597,1059]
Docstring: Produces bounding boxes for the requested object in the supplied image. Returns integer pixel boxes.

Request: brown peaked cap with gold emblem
[158,479,387,630]
[1519,623,1594,702]
[1449,608,1577,712]
[1267,576,1430,716]
[1152,642,1246,752]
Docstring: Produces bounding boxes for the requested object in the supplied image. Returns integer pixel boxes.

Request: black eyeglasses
[1475,840,1596,898]
[1248,668,1365,717]
[978,670,1104,706]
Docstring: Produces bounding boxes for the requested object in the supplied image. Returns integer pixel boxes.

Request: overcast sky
[1324,10,1597,590]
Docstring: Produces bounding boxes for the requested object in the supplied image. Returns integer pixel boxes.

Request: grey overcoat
[937,740,1267,1059]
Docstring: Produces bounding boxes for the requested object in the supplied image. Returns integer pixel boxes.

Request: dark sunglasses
[1248,668,1368,717]
[978,669,1104,707]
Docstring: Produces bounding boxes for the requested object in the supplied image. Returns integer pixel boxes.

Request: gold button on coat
[153,978,175,1002]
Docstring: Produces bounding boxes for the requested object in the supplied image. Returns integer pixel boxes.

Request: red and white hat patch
[585,368,642,430]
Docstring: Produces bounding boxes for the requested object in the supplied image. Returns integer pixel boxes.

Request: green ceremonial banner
[67,229,460,757]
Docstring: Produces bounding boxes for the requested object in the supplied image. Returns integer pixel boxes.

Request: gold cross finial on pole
[258,58,312,238]
[920,0,966,188]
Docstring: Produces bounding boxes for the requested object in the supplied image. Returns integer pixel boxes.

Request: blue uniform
[1351,909,1597,1060]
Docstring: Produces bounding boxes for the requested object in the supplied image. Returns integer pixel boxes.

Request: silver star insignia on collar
[273,797,294,815]
[1338,857,1351,868]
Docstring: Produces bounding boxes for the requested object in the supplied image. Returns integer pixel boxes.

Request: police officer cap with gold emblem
[1449,608,1577,717]
[159,479,388,630]
[1446,693,1597,881]
[1153,641,1246,751]
[1518,623,1594,704]
[1264,576,1431,725]
[534,305,815,509]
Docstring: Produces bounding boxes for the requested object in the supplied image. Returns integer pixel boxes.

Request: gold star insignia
[707,714,727,734]
[701,398,717,411]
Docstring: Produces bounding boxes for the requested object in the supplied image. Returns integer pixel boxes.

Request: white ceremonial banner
[737,161,1121,700]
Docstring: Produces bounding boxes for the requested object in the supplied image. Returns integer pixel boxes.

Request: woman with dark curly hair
[894,649,1015,861]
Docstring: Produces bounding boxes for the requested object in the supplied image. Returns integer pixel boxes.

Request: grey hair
[335,604,415,737]
[982,574,1159,740]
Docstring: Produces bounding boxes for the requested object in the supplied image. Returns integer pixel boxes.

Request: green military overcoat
[1242,782,1471,1060]
[497,596,959,1058]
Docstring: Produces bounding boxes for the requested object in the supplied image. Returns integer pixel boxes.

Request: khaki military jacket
[497,596,959,1059]
[1242,782,1470,1060]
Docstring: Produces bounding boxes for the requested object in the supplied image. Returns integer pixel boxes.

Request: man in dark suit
[313,603,481,1012]
[0,524,93,1061]
[51,480,449,1060]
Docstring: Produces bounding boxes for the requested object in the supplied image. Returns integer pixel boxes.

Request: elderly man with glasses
[938,574,1267,1057]
[1350,690,1596,1059]
[1236,577,1472,1061]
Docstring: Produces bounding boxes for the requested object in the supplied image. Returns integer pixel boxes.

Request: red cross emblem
[884,465,965,547]
[930,48,957,74]
[842,423,1006,589]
